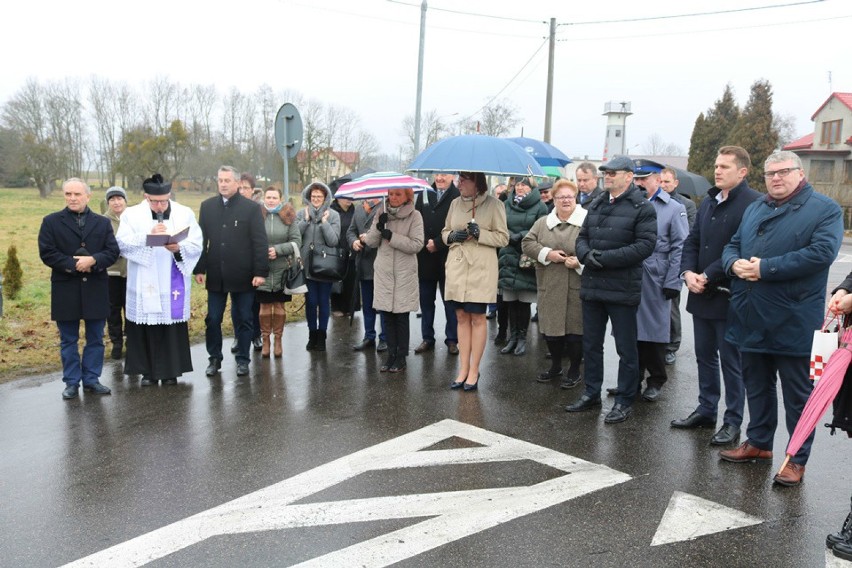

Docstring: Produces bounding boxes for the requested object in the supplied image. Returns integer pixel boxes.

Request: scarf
[265,203,283,214]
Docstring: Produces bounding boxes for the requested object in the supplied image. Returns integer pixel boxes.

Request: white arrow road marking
[61,419,631,568]
[826,549,852,567]
[651,491,764,546]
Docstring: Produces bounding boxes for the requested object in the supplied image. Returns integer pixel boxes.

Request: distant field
[0,187,305,383]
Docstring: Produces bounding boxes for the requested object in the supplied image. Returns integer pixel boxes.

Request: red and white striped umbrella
[335,171,433,200]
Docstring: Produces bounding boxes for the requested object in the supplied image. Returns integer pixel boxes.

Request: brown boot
[259,303,273,358]
[272,302,286,358]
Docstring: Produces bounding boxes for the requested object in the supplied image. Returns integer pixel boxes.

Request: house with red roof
[296,148,360,188]
[783,92,852,200]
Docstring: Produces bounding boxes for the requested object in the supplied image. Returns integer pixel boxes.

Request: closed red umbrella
[778,326,852,475]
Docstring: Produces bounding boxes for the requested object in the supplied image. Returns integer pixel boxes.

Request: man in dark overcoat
[193,166,268,378]
[413,172,460,355]
[38,178,120,400]
[672,146,761,446]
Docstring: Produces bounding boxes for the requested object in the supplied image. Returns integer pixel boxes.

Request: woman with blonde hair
[363,187,424,372]
[522,179,586,388]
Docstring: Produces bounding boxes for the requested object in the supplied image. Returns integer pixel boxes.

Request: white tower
[602,101,632,162]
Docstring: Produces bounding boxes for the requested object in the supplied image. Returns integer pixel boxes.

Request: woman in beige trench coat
[522,179,586,388]
[442,172,509,391]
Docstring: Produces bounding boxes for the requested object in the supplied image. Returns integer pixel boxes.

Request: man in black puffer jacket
[565,155,657,424]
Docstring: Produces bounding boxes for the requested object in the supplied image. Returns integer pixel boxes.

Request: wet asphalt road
[3,249,852,568]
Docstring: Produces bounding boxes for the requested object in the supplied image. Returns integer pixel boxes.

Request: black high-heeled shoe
[450,379,465,389]
[463,373,480,392]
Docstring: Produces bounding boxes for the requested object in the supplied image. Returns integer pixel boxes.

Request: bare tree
[478,99,521,137]
[400,109,454,163]
[773,111,798,148]
[641,133,685,156]
[145,76,181,133]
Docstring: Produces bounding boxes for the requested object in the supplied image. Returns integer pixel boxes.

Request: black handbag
[284,249,308,294]
[307,242,349,282]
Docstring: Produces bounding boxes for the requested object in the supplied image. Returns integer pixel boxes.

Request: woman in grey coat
[296,181,341,352]
[364,188,424,372]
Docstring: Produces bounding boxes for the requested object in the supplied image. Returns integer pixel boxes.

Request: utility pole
[543,17,556,143]
[413,0,427,156]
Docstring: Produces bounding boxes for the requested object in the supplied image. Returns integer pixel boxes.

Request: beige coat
[364,200,423,313]
[522,207,586,337]
[441,193,509,304]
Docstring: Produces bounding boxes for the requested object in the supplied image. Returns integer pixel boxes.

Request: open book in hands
[146,226,189,247]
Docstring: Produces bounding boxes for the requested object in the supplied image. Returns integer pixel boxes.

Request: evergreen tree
[729,79,779,191]
[3,244,23,300]
[687,113,710,180]
[687,84,740,183]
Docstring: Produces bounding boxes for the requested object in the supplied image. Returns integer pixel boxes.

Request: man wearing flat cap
[115,173,203,386]
[618,159,688,403]
[566,155,657,424]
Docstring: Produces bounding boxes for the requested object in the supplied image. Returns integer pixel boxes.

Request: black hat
[142,173,172,195]
[599,155,635,172]
[633,159,665,178]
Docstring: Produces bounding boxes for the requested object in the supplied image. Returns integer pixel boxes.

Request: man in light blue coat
[628,161,688,402]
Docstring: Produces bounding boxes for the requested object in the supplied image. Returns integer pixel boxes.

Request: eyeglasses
[763,167,801,179]
[146,196,170,205]
[554,195,575,201]
[603,171,623,177]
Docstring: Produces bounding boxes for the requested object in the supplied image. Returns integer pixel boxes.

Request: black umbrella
[329,167,378,195]
[668,167,711,198]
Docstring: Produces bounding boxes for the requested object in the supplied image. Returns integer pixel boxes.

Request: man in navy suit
[38,178,120,400]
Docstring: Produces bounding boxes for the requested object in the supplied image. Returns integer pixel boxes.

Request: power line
[556,12,852,41]
[386,0,546,24]
[560,0,826,26]
[459,38,549,124]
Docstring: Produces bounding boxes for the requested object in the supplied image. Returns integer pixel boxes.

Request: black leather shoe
[376,340,388,352]
[236,363,249,376]
[671,411,715,429]
[230,340,239,354]
[389,358,407,373]
[450,379,465,389]
[62,385,79,400]
[565,394,602,413]
[162,378,178,386]
[710,423,741,445]
[252,336,263,352]
[560,374,582,389]
[642,385,661,402]
[827,510,852,548]
[606,387,620,396]
[834,540,852,562]
[447,342,459,355]
[353,338,376,351]
[83,382,111,395]
[205,359,221,377]
[140,376,157,386]
[604,403,632,424]
[536,369,562,383]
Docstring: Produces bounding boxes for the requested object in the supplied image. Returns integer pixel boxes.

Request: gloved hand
[467,221,480,240]
[381,229,393,241]
[585,250,604,269]
[376,212,388,232]
[447,229,469,244]
[509,232,523,246]
[663,288,679,300]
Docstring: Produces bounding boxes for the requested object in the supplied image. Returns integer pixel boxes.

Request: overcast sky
[2,0,849,161]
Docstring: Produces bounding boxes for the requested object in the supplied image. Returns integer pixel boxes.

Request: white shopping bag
[810,313,840,382]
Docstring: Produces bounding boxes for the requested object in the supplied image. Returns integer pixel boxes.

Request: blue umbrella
[407,135,546,177]
[506,136,572,168]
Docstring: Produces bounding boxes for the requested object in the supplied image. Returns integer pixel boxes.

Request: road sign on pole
[274,103,303,202]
